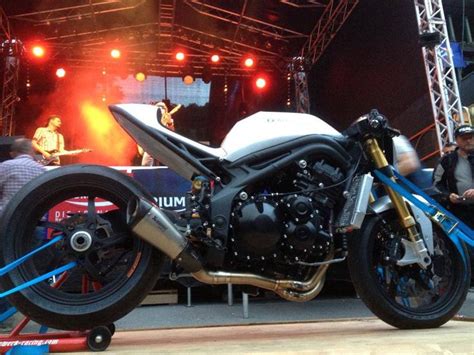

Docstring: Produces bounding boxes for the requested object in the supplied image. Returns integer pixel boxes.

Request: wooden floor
[68,318,474,354]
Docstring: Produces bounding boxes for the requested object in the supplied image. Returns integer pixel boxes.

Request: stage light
[183,74,194,85]
[211,54,220,63]
[110,49,121,59]
[175,51,185,61]
[254,74,268,90]
[134,71,147,82]
[56,68,66,78]
[256,77,266,89]
[243,56,255,68]
[32,45,45,58]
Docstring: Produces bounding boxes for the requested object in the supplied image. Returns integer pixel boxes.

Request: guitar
[37,148,92,166]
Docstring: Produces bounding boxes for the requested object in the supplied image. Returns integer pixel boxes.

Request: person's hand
[449,193,461,204]
[462,189,474,200]
[43,151,52,159]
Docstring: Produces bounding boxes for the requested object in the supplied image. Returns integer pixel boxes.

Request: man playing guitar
[32,115,90,166]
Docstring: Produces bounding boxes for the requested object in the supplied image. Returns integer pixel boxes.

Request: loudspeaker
[0,136,24,162]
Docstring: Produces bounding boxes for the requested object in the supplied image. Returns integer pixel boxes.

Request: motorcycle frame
[112,104,432,270]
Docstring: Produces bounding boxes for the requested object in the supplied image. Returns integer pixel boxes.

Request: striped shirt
[33,127,64,153]
[0,155,46,215]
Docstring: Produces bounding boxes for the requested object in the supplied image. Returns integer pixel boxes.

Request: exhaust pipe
[127,197,202,272]
[128,197,329,301]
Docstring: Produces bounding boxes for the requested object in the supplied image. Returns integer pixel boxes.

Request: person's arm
[462,189,474,199]
[169,104,182,115]
[396,151,421,176]
[432,160,454,203]
[58,133,66,152]
[32,129,51,158]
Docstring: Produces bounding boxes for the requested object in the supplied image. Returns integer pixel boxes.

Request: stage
[63,319,474,354]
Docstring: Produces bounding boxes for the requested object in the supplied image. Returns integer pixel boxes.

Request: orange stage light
[32,46,45,58]
[175,51,185,61]
[56,68,66,78]
[183,74,194,85]
[110,49,121,59]
[135,72,147,82]
[211,54,220,63]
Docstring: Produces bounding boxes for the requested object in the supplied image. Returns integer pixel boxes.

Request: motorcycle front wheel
[0,165,164,330]
[348,211,470,329]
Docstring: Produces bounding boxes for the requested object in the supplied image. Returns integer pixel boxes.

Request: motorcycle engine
[229,158,345,273]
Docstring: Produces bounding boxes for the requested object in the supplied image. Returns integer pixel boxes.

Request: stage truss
[0,8,20,136]
[0,0,466,149]
[414,0,465,152]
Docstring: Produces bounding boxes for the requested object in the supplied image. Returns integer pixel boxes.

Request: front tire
[0,165,164,330]
[348,211,470,329]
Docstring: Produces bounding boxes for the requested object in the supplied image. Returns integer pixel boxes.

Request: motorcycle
[0,106,470,331]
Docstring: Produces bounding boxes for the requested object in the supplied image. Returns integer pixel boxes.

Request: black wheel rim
[13,186,144,307]
[370,219,461,313]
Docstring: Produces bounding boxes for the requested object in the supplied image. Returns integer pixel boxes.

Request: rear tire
[0,165,164,330]
[348,211,470,329]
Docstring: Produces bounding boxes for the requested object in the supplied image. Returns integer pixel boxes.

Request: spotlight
[243,56,255,68]
[181,65,194,84]
[254,74,268,90]
[256,77,266,89]
[175,51,185,61]
[31,45,45,58]
[134,71,147,82]
[211,54,220,63]
[56,68,66,78]
[110,49,121,59]
[183,74,194,85]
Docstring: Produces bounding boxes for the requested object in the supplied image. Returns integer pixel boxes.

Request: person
[157,101,182,131]
[0,138,45,331]
[441,142,457,156]
[32,115,67,165]
[0,138,46,215]
[140,101,182,166]
[392,135,431,188]
[433,124,474,228]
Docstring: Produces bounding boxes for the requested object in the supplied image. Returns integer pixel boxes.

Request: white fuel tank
[221,111,342,161]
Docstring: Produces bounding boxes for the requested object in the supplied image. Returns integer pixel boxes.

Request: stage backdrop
[47,167,190,222]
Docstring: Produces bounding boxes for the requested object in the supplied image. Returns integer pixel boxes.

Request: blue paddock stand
[0,234,76,327]
[0,235,77,299]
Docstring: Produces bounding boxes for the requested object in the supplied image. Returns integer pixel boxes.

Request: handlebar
[343,109,400,139]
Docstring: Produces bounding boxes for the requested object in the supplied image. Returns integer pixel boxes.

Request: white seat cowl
[115,104,226,159]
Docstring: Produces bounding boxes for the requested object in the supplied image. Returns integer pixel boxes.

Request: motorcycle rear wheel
[0,165,164,330]
[348,211,470,329]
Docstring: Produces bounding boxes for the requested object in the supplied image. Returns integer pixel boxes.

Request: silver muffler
[128,197,329,301]
[127,197,202,272]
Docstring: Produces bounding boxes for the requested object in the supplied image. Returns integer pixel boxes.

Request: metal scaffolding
[0,7,20,136]
[414,0,465,152]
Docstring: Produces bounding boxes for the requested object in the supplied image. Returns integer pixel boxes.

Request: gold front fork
[365,138,431,268]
